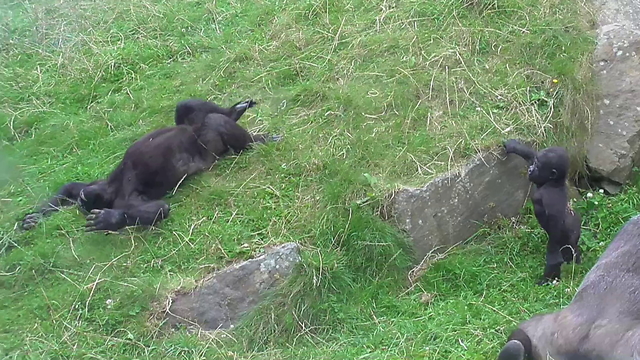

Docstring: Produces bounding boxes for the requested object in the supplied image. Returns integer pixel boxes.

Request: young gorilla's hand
[503,139,523,154]
[21,212,43,230]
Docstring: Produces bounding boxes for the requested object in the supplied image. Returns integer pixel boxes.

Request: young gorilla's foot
[85,209,127,232]
[537,277,559,286]
[537,265,561,285]
[235,99,257,110]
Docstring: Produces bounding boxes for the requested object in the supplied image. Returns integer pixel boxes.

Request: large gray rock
[392,148,531,262]
[166,242,301,331]
[587,0,640,191]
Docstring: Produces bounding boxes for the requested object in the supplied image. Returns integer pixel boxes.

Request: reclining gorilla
[21,98,281,232]
[497,214,640,360]
[504,139,582,285]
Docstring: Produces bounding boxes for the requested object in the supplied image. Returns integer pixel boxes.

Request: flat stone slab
[392,148,531,262]
[165,242,301,331]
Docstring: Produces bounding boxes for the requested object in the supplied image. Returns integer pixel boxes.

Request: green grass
[0,0,604,358]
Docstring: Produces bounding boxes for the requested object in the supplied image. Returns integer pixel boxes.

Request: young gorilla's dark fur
[21,98,281,232]
[504,140,581,285]
[497,215,640,360]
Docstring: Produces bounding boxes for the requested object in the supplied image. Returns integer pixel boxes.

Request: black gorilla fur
[21,98,281,232]
[504,139,582,285]
[497,215,640,359]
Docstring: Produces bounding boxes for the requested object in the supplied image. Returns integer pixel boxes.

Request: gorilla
[21,98,281,232]
[504,140,582,285]
[497,214,640,360]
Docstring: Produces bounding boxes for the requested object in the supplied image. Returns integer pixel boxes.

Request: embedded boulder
[392,148,531,262]
[165,242,301,331]
[586,0,640,192]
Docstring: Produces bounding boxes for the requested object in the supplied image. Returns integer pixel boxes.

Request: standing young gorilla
[497,214,640,359]
[504,140,581,285]
[21,98,281,232]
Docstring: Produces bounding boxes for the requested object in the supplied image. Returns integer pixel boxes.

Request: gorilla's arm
[504,139,537,165]
[22,182,89,230]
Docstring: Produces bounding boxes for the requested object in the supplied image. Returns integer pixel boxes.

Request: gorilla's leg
[22,181,91,230]
[175,99,257,126]
[566,213,582,264]
[84,199,170,232]
[227,99,257,122]
[539,243,564,285]
[574,245,582,264]
[175,99,227,126]
[561,244,581,264]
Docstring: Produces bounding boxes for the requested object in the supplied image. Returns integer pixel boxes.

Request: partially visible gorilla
[504,139,582,285]
[22,98,281,232]
[497,214,640,360]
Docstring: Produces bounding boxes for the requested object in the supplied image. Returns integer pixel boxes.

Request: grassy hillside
[0,0,605,358]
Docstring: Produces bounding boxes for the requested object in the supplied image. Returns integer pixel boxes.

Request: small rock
[601,179,623,195]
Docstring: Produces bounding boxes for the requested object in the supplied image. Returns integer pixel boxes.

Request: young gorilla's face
[527,150,558,185]
[527,159,538,177]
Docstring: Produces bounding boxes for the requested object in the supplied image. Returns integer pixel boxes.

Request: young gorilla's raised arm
[504,139,536,165]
